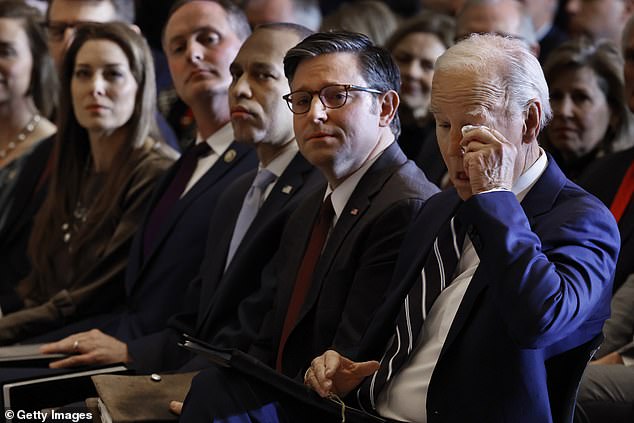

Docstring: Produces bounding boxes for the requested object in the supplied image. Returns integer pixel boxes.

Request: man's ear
[522,101,541,144]
[378,90,399,128]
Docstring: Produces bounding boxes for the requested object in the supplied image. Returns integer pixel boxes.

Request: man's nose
[306,95,327,122]
[187,42,203,64]
[232,74,252,98]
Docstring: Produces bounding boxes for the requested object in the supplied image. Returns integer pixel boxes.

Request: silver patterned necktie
[225,168,276,269]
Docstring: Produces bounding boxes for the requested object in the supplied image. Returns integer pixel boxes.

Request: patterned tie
[225,168,277,269]
[143,142,212,258]
[276,194,334,372]
[357,217,466,411]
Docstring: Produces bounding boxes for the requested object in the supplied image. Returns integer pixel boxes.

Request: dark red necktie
[143,142,212,258]
[276,194,334,372]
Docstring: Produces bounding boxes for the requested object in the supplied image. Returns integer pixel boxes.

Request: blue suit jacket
[366,157,619,423]
[112,141,257,340]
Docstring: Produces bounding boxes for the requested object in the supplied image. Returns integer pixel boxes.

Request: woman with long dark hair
[0,22,174,343]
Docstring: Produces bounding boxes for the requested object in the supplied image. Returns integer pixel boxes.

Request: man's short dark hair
[164,0,251,44]
[283,30,401,137]
[47,0,135,23]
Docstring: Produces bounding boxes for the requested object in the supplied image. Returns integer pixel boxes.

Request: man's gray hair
[435,33,551,129]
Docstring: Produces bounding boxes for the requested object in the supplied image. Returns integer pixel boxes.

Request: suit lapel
[198,154,320,328]
[295,143,406,325]
[440,156,567,357]
[131,141,252,289]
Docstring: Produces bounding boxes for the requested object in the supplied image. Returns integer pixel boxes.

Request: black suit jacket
[126,152,323,372]
[0,136,54,312]
[220,143,439,378]
[579,146,634,293]
[112,141,257,340]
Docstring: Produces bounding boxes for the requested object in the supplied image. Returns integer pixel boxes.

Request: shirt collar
[195,122,234,155]
[259,140,299,178]
[513,147,548,202]
[325,146,386,223]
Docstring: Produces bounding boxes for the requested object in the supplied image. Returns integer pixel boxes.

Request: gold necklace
[0,114,41,159]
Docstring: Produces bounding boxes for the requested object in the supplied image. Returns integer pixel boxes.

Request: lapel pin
[224,149,237,163]
[350,208,359,216]
[281,185,293,194]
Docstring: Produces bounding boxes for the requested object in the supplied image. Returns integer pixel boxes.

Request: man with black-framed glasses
[177,30,438,420]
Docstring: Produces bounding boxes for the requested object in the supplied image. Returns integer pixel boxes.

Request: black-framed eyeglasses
[282,84,383,115]
[46,20,95,42]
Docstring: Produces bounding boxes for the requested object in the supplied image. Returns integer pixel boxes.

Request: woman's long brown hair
[27,22,158,289]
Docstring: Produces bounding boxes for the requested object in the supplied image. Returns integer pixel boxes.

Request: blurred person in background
[385,10,454,185]
[519,0,567,63]
[243,0,321,30]
[455,0,539,57]
[46,0,135,71]
[0,0,57,315]
[320,0,399,46]
[542,38,634,180]
[0,22,173,343]
[566,0,634,47]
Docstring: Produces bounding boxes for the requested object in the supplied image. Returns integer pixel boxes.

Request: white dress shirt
[376,150,548,423]
[182,123,235,196]
[325,145,386,226]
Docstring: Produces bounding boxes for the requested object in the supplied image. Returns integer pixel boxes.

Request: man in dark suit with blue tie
[180,33,619,423]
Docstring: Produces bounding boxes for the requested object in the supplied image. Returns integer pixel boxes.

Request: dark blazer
[368,157,619,423]
[0,136,53,312]
[227,143,439,378]
[579,146,634,293]
[398,121,446,187]
[126,152,323,372]
[539,24,568,64]
[112,141,257,340]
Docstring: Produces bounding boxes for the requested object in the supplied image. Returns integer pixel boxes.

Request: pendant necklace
[0,114,41,160]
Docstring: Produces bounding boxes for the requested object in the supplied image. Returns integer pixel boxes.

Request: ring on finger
[72,340,80,352]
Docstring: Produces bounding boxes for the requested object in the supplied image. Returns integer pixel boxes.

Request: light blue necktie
[225,168,276,269]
